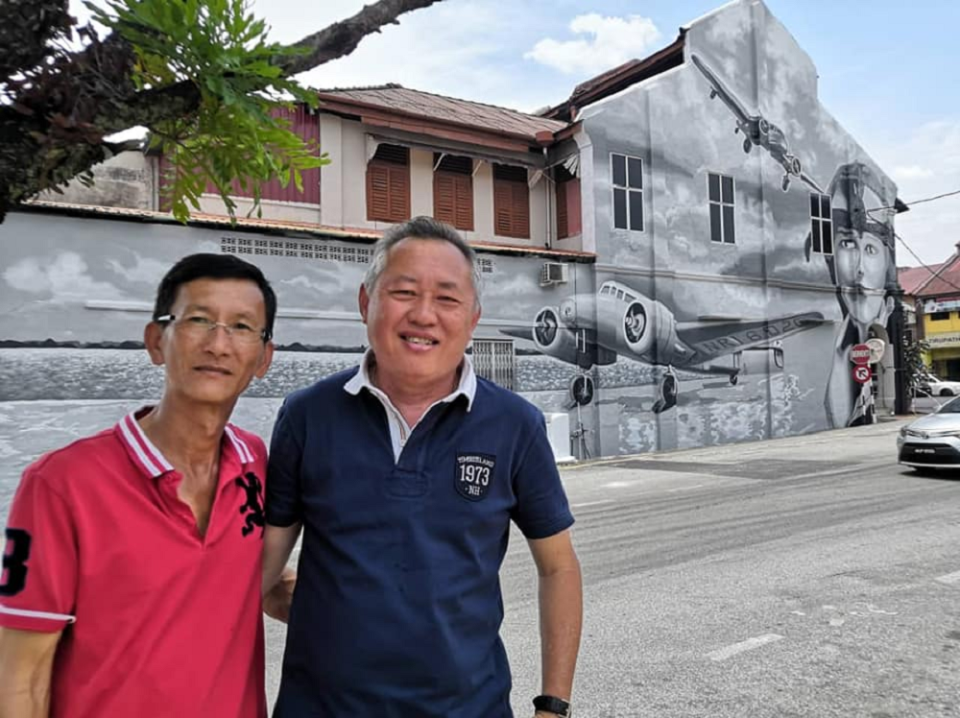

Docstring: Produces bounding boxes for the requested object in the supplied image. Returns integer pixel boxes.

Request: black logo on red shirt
[455,453,495,501]
[236,473,265,537]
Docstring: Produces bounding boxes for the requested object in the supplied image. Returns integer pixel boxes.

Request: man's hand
[262,568,296,623]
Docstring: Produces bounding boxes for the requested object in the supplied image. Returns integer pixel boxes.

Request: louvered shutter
[510,182,529,239]
[388,165,410,222]
[556,181,569,239]
[434,173,456,225]
[367,164,391,221]
[453,175,473,231]
[494,180,514,236]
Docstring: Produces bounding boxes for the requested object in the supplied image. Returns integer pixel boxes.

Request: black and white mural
[0,0,898,491]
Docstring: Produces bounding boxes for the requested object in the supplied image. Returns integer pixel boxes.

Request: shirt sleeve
[0,463,77,632]
[510,411,575,540]
[265,399,304,528]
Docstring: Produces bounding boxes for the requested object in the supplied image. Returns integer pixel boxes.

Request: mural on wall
[690,53,897,428]
[504,279,823,414]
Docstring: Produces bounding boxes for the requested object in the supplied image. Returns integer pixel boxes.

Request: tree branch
[0,0,444,220]
[282,0,443,76]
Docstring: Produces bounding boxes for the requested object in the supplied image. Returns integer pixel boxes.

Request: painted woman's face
[835,228,889,325]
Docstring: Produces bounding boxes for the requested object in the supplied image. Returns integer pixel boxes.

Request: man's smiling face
[359,237,480,393]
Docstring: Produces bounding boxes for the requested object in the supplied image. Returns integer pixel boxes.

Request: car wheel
[940,389,955,397]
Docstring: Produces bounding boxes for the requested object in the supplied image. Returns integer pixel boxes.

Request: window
[472,338,516,390]
[493,165,530,239]
[367,144,410,223]
[611,153,643,231]
[433,154,474,231]
[708,172,735,244]
[555,165,581,239]
[810,193,833,254]
[930,312,950,321]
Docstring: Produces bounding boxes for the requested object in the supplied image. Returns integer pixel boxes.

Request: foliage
[88,0,328,221]
[901,335,930,395]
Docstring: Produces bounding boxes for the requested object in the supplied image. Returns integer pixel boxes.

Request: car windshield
[938,397,960,413]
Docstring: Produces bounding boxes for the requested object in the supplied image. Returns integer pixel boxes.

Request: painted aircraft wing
[799,171,825,194]
[500,327,534,342]
[690,53,753,128]
[677,311,825,363]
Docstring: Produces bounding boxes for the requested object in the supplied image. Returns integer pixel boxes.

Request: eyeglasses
[155,314,270,344]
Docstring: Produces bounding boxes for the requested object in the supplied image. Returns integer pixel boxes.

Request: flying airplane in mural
[503,280,825,413]
[690,53,823,194]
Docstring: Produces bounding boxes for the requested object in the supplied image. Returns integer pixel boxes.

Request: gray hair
[363,216,483,306]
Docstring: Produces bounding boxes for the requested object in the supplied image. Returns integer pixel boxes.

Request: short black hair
[152,253,277,341]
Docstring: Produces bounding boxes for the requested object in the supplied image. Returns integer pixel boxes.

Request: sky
[73,0,960,270]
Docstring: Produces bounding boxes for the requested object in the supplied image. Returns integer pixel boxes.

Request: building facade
[0,0,904,458]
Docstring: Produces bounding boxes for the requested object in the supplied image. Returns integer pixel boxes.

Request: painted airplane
[690,53,823,194]
[502,280,825,413]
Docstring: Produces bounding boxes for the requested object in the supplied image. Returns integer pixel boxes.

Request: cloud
[525,14,661,76]
[892,165,934,181]
[866,119,960,265]
[4,253,125,302]
[106,255,171,284]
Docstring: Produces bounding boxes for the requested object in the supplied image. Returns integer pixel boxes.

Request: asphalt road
[267,420,960,717]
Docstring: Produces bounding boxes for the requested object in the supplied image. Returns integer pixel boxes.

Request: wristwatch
[533,695,572,717]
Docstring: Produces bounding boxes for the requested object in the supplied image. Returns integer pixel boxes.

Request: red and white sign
[853,365,872,384]
[849,344,872,366]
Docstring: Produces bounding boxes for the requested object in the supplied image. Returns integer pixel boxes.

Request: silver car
[898,398,960,469]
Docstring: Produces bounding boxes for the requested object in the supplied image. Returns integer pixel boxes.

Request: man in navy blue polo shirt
[263,216,582,718]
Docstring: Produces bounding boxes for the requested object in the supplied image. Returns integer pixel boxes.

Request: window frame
[366,144,411,223]
[611,152,644,232]
[809,192,834,255]
[707,171,736,245]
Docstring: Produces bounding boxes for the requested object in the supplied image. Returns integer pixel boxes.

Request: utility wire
[895,231,960,295]
[868,187,960,213]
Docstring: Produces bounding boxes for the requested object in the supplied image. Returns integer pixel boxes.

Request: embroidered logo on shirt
[455,453,495,501]
[235,472,265,537]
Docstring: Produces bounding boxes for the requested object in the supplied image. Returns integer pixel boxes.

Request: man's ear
[255,341,275,380]
[470,303,482,333]
[144,322,165,366]
[358,284,370,324]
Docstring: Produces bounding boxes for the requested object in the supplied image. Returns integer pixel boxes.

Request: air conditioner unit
[540,262,569,286]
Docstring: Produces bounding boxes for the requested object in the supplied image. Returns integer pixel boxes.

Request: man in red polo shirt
[0,254,276,718]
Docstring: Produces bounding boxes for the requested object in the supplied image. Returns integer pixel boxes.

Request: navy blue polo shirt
[266,366,574,718]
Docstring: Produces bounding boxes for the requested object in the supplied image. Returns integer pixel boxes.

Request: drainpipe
[536,130,555,249]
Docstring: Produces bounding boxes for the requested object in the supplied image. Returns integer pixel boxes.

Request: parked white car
[917,374,960,397]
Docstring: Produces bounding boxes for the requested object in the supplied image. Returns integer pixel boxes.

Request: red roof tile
[899,264,943,296]
[317,84,568,140]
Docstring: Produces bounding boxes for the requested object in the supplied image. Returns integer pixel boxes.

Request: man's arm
[528,529,582,715]
[261,523,302,623]
[0,627,61,718]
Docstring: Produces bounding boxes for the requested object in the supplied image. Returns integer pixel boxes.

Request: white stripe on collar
[119,411,174,478]
[344,349,477,411]
[224,425,255,465]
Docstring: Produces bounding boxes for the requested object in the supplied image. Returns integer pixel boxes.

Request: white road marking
[707,634,784,662]
[935,570,960,585]
[571,500,615,509]
[602,481,634,489]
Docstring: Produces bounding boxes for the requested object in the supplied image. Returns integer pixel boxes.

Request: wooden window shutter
[567,178,581,237]
[511,181,529,238]
[453,174,473,231]
[367,144,410,223]
[556,181,569,239]
[434,173,456,225]
[494,180,514,236]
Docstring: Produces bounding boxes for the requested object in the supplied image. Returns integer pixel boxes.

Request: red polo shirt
[0,409,268,718]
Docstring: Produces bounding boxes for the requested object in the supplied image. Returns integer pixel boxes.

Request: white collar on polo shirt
[344,349,477,412]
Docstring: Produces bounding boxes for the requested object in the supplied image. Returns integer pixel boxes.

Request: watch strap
[533,694,571,717]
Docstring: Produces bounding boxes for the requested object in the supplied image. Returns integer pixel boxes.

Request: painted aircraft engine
[532,306,582,365]
[619,298,683,365]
